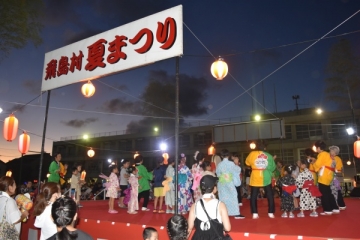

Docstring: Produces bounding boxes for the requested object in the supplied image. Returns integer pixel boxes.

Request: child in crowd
[231,154,243,206]
[276,165,296,218]
[127,166,139,214]
[106,165,120,214]
[143,227,158,240]
[201,161,216,177]
[296,159,319,217]
[165,158,175,214]
[153,157,167,213]
[70,167,81,206]
[118,159,130,208]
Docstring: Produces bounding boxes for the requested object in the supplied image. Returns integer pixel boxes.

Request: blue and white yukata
[216,158,241,216]
[178,164,193,213]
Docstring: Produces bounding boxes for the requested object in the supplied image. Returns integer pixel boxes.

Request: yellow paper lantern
[87,148,95,158]
[3,114,18,142]
[354,138,360,158]
[6,170,12,177]
[81,80,95,98]
[211,57,228,80]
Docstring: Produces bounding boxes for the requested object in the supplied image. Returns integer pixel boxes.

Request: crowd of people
[0,140,350,239]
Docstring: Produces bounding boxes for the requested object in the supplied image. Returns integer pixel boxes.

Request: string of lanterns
[3,114,30,154]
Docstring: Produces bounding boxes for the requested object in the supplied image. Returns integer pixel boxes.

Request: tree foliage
[324,39,360,109]
[126,70,209,134]
[0,0,43,61]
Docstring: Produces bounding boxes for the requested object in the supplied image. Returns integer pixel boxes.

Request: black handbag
[199,199,232,240]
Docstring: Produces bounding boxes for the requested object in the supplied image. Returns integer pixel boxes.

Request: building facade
[52,108,359,180]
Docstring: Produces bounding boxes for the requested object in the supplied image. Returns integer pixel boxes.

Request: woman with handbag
[187,175,231,240]
[0,176,29,239]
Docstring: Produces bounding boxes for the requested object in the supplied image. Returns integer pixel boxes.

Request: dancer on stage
[178,153,193,214]
[48,153,61,183]
[153,157,167,213]
[127,166,139,214]
[216,149,244,219]
[106,165,120,214]
[245,140,276,219]
[192,151,205,202]
[165,158,175,214]
[135,154,153,211]
[329,146,346,210]
[276,165,296,218]
[118,159,130,208]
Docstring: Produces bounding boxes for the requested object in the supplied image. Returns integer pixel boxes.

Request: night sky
[1,0,360,162]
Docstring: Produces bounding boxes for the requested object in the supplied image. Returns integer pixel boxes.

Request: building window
[337,144,354,163]
[179,135,190,147]
[270,149,294,165]
[295,123,322,140]
[194,132,212,147]
[329,119,358,139]
[119,140,132,151]
[285,125,292,139]
[136,138,150,151]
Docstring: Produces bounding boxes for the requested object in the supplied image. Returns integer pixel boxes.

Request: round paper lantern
[81,81,95,98]
[162,152,169,164]
[354,139,360,158]
[250,142,256,150]
[3,114,18,142]
[208,145,215,155]
[211,57,228,80]
[347,160,351,166]
[87,148,95,157]
[18,131,30,154]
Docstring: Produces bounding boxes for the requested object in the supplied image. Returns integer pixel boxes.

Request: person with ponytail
[191,151,205,202]
[48,196,93,240]
[34,182,61,240]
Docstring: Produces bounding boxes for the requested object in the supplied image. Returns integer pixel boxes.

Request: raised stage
[21,198,360,240]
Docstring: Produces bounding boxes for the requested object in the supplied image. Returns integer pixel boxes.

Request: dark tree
[324,39,360,109]
[0,0,43,61]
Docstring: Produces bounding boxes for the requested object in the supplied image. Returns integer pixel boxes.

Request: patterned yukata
[165,165,175,206]
[216,158,241,216]
[296,168,316,210]
[128,174,139,213]
[191,163,204,202]
[106,172,119,198]
[276,175,296,212]
[178,164,193,213]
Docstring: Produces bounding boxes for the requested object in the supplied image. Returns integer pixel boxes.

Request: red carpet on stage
[21,198,360,240]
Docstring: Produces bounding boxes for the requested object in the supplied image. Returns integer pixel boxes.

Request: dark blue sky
[1,0,360,162]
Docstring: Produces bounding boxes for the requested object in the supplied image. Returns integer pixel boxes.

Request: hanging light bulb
[250,142,256,150]
[81,80,96,97]
[211,57,228,80]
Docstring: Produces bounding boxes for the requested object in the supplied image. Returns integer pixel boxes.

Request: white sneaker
[141,207,150,211]
[339,207,346,210]
[268,213,275,218]
[289,212,295,218]
[281,212,288,218]
[332,209,340,214]
[252,213,259,219]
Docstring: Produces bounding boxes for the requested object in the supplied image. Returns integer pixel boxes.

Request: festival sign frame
[41,5,183,91]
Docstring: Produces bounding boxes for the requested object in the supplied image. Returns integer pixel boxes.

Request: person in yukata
[216,149,244,219]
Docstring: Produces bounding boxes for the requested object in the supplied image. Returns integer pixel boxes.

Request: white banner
[41,5,183,91]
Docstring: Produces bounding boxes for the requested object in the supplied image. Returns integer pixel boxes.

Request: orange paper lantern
[354,139,360,158]
[3,114,18,142]
[80,171,86,181]
[208,145,215,155]
[18,131,30,154]
[162,152,169,164]
[81,81,96,98]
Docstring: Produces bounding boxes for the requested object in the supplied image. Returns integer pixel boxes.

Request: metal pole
[279,118,284,159]
[174,57,179,214]
[37,90,51,191]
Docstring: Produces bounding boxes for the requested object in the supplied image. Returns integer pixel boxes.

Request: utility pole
[292,95,300,114]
